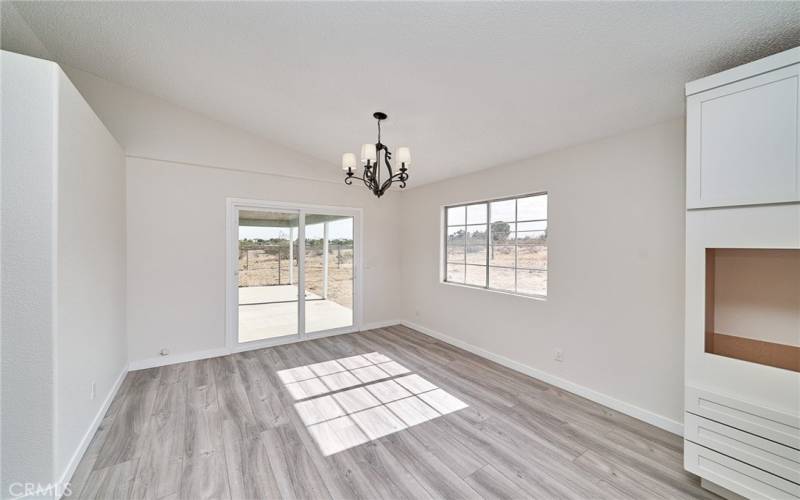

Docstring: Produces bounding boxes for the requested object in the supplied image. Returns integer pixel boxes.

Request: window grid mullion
[444,208,449,283]
[462,221,466,274]
[485,203,490,289]
[514,198,518,294]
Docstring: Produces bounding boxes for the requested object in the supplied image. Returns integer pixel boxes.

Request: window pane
[446,226,466,262]
[238,210,299,342]
[467,203,488,225]
[516,231,547,245]
[517,245,547,270]
[489,220,513,244]
[490,199,515,223]
[516,221,547,232]
[466,245,486,265]
[518,195,547,221]
[489,244,515,267]
[305,216,354,334]
[466,224,487,245]
[466,223,487,265]
[489,267,515,292]
[517,269,547,296]
[465,265,487,287]
[446,263,465,283]
[447,206,466,226]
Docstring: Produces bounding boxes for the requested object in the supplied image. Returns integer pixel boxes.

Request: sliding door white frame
[225,197,363,353]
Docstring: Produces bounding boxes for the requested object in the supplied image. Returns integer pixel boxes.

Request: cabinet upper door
[687,64,800,209]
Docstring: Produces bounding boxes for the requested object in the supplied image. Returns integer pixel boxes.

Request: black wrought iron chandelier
[342,112,410,198]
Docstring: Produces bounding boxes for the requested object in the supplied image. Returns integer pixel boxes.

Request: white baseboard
[362,319,401,330]
[129,346,230,371]
[400,319,684,436]
[57,366,127,495]
[128,320,400,371]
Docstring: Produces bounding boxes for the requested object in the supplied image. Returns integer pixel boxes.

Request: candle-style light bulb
[342,153,356,171]
[396,147,411,167]
[361,143,377,164]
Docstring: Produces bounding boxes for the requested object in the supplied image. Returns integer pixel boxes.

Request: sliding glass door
[237,209,301,343]
[229,200,359,349]
[304,214,354,334]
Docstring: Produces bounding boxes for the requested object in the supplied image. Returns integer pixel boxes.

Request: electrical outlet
[554,349,564,362]
[90,382,96,400]
[160,348,169,356]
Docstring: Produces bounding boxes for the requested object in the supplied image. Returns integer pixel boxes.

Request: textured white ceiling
[4,2,799,186]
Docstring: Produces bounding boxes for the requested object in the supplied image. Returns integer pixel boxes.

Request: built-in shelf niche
[705,248,800,372]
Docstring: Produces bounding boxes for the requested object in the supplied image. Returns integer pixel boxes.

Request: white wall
[1,50,127,498]
[62,67,339,183]
[398,119,687,428]
[55,71,128,481]
[126,157,401,363]
[1,50,57,498]
[60,68,402,366]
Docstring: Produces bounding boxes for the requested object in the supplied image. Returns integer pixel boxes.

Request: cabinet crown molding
[686,46,800,96]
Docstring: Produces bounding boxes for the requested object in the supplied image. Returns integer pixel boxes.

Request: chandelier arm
[379,170,408,194]
[344,174,367,186]
[383,148,394,179]
[375,146,381,188]
[361,175,372,190]
[365,166,380,193]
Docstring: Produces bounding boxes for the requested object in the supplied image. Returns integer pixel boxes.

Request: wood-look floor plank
[233,351,289,430]
[465,464,529,500]
[68,325,718,500]
[180,358,231,500]
[327,441,430,500]
[403,418,487,478]
[77,459,139,499]
[221,419,283,499]
[68,406,120,497]
[573,449,670,499]
[130,376,187,499]
[262,424,332,500]
[379,429,483,499]
[179,452,231,500]
[563,422,715,499]
[93,369,160,470]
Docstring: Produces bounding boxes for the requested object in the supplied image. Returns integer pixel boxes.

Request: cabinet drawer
[685,441,800,500]
[686,386,800,450]
[685,413,800,483]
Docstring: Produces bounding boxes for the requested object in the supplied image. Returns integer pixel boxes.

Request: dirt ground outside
[239,244,353,309]
[446,244,547,295]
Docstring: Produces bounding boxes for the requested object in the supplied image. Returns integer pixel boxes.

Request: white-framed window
[443,192,547,297]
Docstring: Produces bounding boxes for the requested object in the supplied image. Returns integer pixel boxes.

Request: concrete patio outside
[238,284,353,342]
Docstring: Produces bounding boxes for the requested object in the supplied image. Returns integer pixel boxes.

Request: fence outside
[238,242,354,308]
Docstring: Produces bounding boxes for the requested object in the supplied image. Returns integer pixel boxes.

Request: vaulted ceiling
[4,2,799,185]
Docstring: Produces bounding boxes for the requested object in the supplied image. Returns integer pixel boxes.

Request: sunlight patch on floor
[277,352,468,456]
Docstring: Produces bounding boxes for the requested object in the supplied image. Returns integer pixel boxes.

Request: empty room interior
[2,2,800,499]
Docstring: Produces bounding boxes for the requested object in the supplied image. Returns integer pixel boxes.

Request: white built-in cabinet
[686,53,800,209]
[684,47,800,500]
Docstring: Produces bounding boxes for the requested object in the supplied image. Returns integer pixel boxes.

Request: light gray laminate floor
[67,325,716,499]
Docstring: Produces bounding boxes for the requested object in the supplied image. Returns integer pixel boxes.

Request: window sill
[439,280,547,301]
